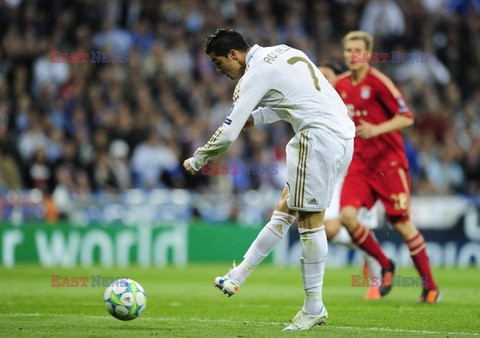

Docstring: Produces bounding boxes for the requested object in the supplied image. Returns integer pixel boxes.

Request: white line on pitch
[1,313,478,336]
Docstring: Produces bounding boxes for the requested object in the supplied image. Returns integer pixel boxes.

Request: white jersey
[190,44,355,171]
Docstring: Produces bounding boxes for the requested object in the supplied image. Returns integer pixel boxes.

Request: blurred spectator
[393,35,451,85]
[462,137,480,194]
[93,150,116,190]
[17,115,49,162]
[0,151,22,190]
[33,50,70,98]
[93,18,133,53]
[131,130,178,189]
[360,0,405,38]
[27,148,52,192]
[423,143,464,194]
[52,165,75,219]
[421,0,449,14]
[109,139,131,190]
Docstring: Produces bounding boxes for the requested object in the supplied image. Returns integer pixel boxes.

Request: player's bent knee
[297,211,325,229]
[388,214,410,224]
[339,207,358,229]
[392,219,417,239]
[324,219,341,240]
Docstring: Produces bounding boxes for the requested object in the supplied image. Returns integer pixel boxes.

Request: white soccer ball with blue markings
[104,279,147,321]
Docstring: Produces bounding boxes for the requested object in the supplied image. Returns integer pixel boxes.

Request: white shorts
[286,128,353,212]
[324,175,383,229]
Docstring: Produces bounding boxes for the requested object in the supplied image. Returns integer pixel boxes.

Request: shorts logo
[307,198,318,205]
[224,118,232,125]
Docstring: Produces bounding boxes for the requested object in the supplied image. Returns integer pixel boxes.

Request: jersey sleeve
[189,72,270,171]
[251,106,281,125]
[374,75,413,119]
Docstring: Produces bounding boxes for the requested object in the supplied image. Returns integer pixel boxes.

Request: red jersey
[335,67,413,172]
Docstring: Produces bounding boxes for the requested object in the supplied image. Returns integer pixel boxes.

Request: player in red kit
[335,31,441,303]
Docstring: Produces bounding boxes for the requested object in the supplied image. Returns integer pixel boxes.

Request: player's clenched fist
[183,158,196,175]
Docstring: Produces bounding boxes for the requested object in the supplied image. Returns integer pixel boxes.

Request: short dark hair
[205,28,251,57]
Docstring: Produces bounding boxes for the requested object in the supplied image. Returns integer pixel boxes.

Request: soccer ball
[104,279,147,321]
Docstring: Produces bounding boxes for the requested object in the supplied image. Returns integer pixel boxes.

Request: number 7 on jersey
[288,57,321,91]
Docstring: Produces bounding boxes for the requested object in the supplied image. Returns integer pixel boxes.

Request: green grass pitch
[1,264,479,337]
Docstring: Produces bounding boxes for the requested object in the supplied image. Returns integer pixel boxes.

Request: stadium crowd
[0,0,479,221]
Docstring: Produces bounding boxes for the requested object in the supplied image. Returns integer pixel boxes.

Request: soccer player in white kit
[183,29,355,331]
[252,63,383,300]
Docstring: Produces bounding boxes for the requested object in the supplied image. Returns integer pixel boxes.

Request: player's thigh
[324,218,342,239]
[371,166,411,222]
[286,129,349,212]
[340,170,376,211]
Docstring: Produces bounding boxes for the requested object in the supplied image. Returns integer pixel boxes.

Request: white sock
[229,210,295,284]
[331,226,355,248]
[299,226,328,315]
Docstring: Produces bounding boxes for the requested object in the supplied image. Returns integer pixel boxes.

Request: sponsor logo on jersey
[360,86,371,99]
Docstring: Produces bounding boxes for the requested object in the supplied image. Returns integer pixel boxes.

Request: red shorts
[340,163,411,222]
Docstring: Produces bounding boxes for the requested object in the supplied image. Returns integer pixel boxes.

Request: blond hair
[342,31,374,52]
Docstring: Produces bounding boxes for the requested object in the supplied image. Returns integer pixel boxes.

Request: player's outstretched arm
[184,72,270,173]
